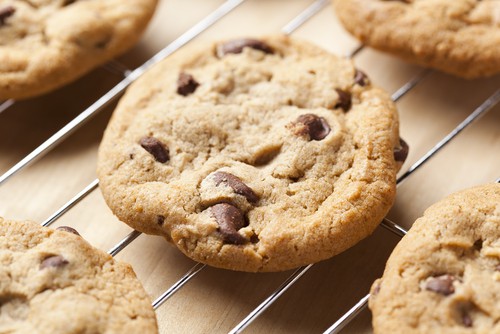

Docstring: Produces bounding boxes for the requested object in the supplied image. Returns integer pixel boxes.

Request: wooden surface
[1,0,499,333]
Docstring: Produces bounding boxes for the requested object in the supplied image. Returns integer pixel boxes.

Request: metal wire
[323,294,370,334]
[391,69,432,102]
[0,99,14,116]
[397,88,500,185]
[41,179,99,227]
[102,60,132,78]
[347,44,364,59]
[229,264,314,334]
[281,0,330,35]
[0,0,246,187]
[152,263,207,310]
[108,230,142,256]
[380,217,406,238]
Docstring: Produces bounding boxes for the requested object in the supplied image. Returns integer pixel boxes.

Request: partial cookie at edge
[0,0,158,99]
[0,218,158,333]
[333,0,500,78]
[369,184,500,333]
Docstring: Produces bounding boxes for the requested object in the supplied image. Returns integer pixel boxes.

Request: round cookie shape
[369,184,500,333]
[333,0,500,78]
[0,0,158,99]
[0,218,158,333]
[97,35,401,272]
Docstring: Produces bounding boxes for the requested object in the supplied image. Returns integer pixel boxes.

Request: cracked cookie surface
[333,0,500,78]
[97,35,401,272]
[0,0,157,99]
[369,183,500,333]
[0,218,158,333]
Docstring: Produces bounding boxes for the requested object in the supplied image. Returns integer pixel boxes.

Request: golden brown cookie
[0,0,157,99]
[97,35,403,272]
[369,183,500,333]
[333,0,500,78]
[0,218,158,333]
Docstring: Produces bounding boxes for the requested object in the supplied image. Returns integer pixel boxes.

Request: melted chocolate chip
[462,312,473,328]
[372,281,381,296]
[157,215,165,226]
[354,69,369,86]
[394,138,409,163]
[425,274,455,296]
[217,38,274,57]
[297,114,330,140]
[40,255,69,269]
[211,203,247,244]
[0,6,15,26]
[140,137,169,163]
[334,89,352,112]
[287,114,330,140]
[56,226,80,236]
[212,172,259,204]
[177,72,199,96]
[473,239,483,251]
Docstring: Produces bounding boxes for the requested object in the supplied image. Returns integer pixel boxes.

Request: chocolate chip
[292,114,331,141]
[217,38,274,57]
[177,72,199,96]
[334,89,352,112]
[94,36,111,49]
[462,312,473,328]
[40,255,69,269]
[212,172,259,204]
[473,239,483,251]
[157,215,165,226]
[140,137,169,163]
[56,226,80,236]
[211,203,247,244]
[62,0,77,5]
[354,69,369,86]
[394,138,409,163]
[0,6,15,26]
[425,274,455,296]
[372,281,382,296]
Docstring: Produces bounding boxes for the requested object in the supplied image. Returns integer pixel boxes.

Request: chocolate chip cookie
[97,35,403,272]
[0,218,158,333]
[369,183,500,333]
[333,0,500,78]
[0,0,157,100]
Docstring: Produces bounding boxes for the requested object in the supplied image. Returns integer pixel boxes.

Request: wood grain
[0,0,499,333]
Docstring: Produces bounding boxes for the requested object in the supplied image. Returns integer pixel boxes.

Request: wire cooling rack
[1,0,499,333]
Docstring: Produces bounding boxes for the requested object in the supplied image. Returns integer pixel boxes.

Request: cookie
[0,0,157,100]
[333,0,500,78]
[0,218,158,333]
[97,35,403,272]
[369,183,500,333]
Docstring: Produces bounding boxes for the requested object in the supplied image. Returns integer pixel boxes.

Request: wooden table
[1,0,499,333]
